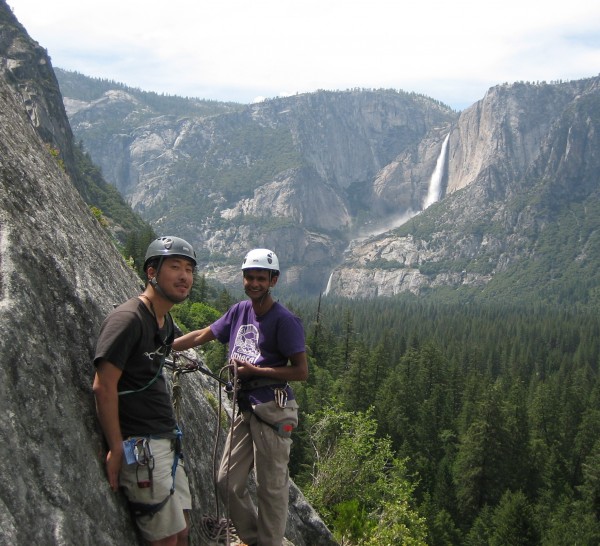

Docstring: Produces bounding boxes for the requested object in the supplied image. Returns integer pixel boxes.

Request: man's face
[149,257,194,303]
[243,268,277,299]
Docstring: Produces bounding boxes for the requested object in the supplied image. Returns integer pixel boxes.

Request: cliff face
[327,78,600,299]
[60,65,600,301]
[61,74,457,295]
[0,3,335,544]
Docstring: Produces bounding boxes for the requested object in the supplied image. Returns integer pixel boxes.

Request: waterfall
[323,271,334,296]
[423,133,450,209]
[325,133,450,296]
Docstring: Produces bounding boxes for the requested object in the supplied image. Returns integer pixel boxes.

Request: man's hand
[105,449,123,492]
[232,360,259,378]
[229,353,308,383]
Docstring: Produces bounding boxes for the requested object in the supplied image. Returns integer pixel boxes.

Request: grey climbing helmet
[144,236,197,271]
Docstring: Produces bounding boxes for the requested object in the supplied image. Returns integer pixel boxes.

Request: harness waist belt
[239,378,287,391]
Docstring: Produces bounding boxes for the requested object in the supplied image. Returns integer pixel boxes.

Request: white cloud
[8,0,600,108]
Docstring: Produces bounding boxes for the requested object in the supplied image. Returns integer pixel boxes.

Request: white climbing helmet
[241,248,280,273]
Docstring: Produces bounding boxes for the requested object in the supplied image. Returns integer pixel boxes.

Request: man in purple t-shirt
[174,249,308,546]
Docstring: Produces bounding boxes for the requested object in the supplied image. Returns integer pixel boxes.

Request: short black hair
[144,258,160,273]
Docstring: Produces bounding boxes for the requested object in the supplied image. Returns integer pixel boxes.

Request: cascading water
[423,133,450,209]
[323,272,334,296]
[324,133,450,296]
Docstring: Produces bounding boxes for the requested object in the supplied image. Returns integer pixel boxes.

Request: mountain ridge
[55,68,600,308]
[55,69,459,294]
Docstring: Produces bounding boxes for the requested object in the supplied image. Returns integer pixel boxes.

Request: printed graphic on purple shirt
[232,324,261,364]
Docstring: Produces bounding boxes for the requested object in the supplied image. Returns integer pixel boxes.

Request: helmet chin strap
[150,276,187,305]
[259,288,270,306]
[255,276,274,310]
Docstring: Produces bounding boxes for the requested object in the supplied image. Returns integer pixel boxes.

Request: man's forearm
[173,326,215,351]
[94,388,123,452]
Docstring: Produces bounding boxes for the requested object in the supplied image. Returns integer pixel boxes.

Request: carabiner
[134,438,154,469]
[273,386,288,408]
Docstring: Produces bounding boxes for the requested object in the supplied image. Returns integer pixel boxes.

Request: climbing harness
[124,429,184,519]
[238,378,296,437]
[118,348,201,521]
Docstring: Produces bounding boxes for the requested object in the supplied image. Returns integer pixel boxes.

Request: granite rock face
[61,72,457,295]
[326,78,600,297]
[61,62,600,299]
[0,3,336,544]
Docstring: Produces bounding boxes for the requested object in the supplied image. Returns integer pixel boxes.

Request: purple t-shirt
[211,300,306,367]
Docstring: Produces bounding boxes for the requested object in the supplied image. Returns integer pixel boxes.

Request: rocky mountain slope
[330,78,600,303]
[0,2,335,544]
[58,69,457,295]
[58,66,600,304]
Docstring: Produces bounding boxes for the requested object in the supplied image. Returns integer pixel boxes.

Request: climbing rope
[219,359,239,545]
[194,359,240,544]
[198,515,237,543]
[164,351,239,544]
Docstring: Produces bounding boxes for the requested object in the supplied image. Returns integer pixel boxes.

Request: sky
[7,0,600,110]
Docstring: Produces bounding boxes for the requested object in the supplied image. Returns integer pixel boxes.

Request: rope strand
[166,351,239,544]
[218,359,239,545]
[165,351,238,546]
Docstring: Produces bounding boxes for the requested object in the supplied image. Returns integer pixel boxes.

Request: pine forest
[168,283,600,545]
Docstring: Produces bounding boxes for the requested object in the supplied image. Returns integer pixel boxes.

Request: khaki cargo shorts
[120,437,192,542]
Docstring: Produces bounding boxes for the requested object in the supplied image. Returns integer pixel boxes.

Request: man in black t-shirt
[93,236,196,545]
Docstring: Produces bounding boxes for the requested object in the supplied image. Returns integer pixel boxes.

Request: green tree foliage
[489,490,539,546]
[166,273,236,371]
[453,384,514,524]
[361,499,428,546]
[304,406,426,544]
[170,300,221,333]
[540,497,600,545]
[123,225,157,277]
[286,295,600,543]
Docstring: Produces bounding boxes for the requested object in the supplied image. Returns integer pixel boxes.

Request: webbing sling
[129,493,171,519]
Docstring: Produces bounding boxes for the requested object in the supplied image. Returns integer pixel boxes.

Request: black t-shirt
[94,297,178,438]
